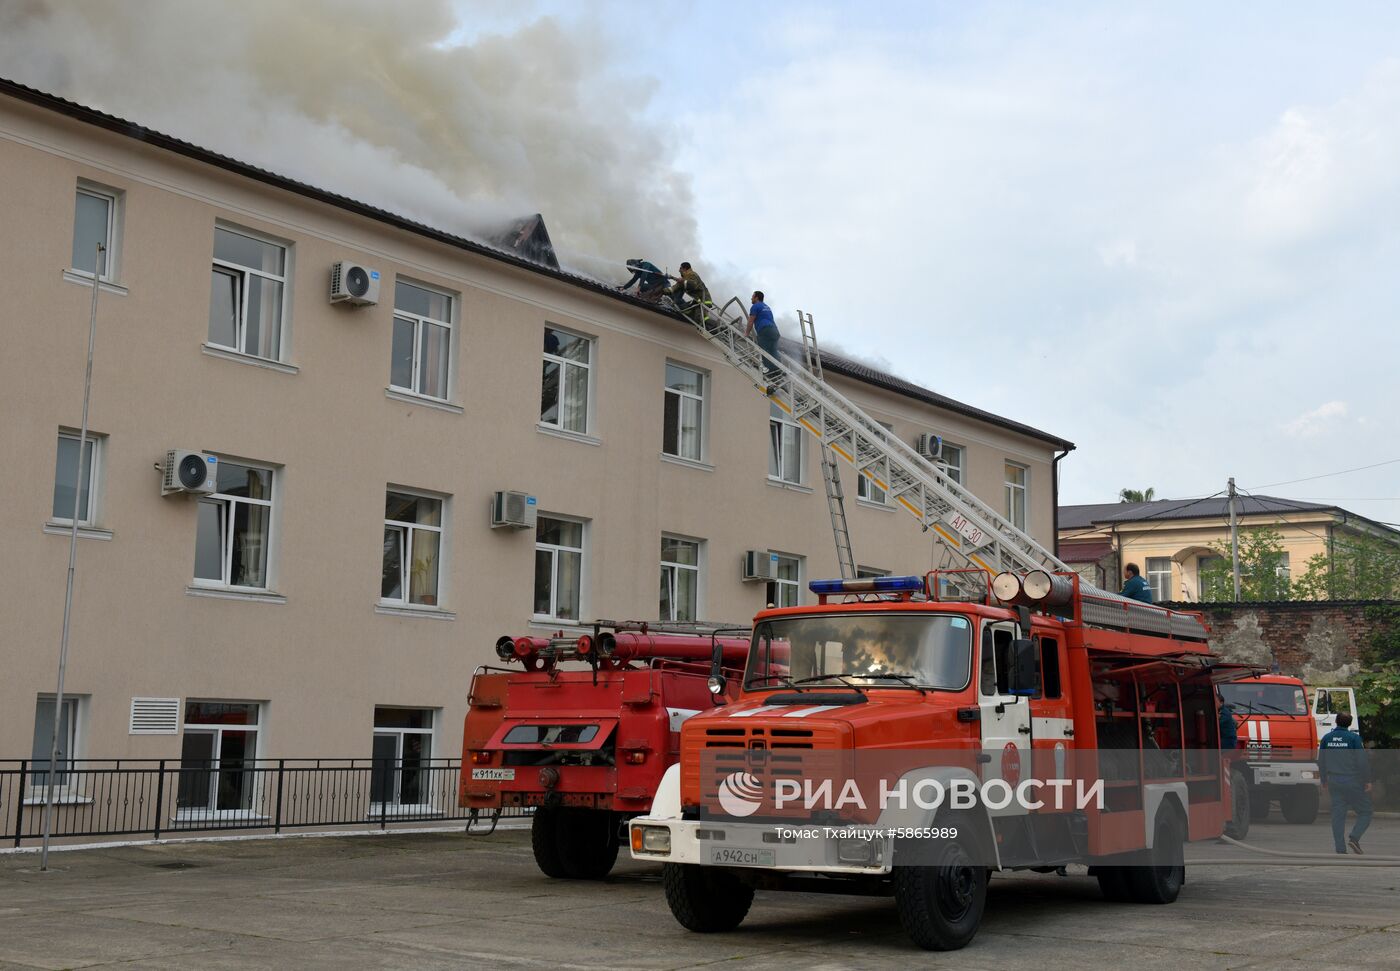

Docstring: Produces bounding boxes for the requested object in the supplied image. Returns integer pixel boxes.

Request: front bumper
[628,816,893,875]
[1246,762,1320,786]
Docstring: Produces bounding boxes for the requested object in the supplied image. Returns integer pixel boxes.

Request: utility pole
[41,244,103,871]
[1228,476,1241,603]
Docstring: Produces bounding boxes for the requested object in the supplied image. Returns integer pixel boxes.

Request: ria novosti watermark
[720,772,1105,818]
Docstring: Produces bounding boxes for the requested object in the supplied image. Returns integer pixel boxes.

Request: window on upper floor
[193,459,275,591]
[663,363,706,462]
[390,280,455,401]
[857,422,895,503]
[381,490,446,608]
[766,553,803,608]
[541,326,593,435]
[768,403,803,484]
[208,225,289,361]
[660,535,702,622]
[534,515,585,621]
[1004,462,1028,531]
[71,182,122,281]
[1146,557,1172,602]
[51,429,103,527]
[941,442,965,484]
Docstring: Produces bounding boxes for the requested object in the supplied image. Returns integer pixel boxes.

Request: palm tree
[1119,487,1156,503]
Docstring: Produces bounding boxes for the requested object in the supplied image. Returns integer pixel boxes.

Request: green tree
[1292,532,1400,601]
[1197,526,1291,602]
[1118,487,1156,503]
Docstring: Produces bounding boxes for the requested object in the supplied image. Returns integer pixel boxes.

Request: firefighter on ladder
[665,262,716,331]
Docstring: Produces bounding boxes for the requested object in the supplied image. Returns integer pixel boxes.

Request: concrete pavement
[1,816,1397,969]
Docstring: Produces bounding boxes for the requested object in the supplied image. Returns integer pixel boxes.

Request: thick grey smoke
[0,0,700,278]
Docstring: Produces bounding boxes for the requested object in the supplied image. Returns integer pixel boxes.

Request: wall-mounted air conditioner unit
[491,490,538,529]
[916,433,942,461]
[742,550,778,581]
[161,450,218,496]
[329,261,381,306]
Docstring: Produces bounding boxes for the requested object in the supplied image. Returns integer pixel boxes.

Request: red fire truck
[1219,674,1320,833]
[629,570,1250,951]
[459,622,749,879]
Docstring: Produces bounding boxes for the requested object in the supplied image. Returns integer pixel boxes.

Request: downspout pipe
[1052,447,1072,558]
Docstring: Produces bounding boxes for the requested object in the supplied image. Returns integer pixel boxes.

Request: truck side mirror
[1009,638,1039,697]
[708,638,728,703]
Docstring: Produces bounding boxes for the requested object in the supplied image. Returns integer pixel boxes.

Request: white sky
[459,0,1400,524]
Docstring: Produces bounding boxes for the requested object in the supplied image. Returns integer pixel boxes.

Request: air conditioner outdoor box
[329,261,381,306]
[916,433,942,461]
[161,450,218,496]
[491,490,537,529]
[742,550,778,581]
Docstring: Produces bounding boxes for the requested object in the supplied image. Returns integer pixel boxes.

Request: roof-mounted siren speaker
[491,490,537,529]
[329,261,380,306]
[162,450,218,496]
[742,550,778,582]
[916,433,942,461]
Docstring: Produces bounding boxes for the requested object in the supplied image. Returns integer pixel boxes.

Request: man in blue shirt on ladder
[1318,712,1372,854]
[746,290,780,388]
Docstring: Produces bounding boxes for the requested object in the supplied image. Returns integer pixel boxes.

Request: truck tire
[662,862,754,932]
[1224,770,1250,840]
[554,807,619,880]
[1123,809,1185,905]
[531,807,569,879]
[1280,786,1320,824]
[893,840,988,951]
[1094,865,1133,902]
[1249,787,1271,822]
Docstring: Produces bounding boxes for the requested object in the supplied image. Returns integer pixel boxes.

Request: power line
[1246,457,1400,490]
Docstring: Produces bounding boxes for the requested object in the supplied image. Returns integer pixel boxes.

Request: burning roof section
[489,213,559,269]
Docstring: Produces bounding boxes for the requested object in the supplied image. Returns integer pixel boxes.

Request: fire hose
[1186,834,1400,866]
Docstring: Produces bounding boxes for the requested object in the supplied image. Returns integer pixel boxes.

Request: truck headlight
[631,825,671,854]
[836,835,876,864]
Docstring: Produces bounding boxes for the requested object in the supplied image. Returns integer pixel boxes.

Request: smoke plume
[0,0,700,279]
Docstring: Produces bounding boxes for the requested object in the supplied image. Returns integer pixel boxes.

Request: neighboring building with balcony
[1058,496,1399,601]
[0,78,1072,794]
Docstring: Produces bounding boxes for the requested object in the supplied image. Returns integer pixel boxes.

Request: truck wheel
[531,807,569,879]
[1249,788,1271,822]
[1280,786,1320,824]
[1124,809,1185,905]
[554,807,619,879]
[893,841,988,951]
[1224,770,1250,840]
[1094,865,1133,902]
[662,862,754,932]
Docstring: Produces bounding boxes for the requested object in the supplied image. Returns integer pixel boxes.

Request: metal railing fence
[0,758,524,846]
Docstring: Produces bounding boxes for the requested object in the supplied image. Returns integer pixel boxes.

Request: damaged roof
[0,75,1071,450]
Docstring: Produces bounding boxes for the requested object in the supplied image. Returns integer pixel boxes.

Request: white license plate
[471,768,515,781]
[708,846,775,867]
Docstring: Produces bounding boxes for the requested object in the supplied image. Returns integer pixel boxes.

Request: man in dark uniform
[619,259,667,301]
[1318,712,1372,854]
[665,262,715,330]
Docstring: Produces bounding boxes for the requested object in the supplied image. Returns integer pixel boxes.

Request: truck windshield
[1220,682,1307,715]
[745,613,973,691]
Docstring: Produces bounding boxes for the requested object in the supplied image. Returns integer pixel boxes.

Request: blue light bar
[809,575,926,596]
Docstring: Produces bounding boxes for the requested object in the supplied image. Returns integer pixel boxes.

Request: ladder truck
[625,295,1255,950]
[459,621,749,879]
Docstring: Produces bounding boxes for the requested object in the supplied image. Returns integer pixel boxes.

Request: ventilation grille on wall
[129,697,181,735]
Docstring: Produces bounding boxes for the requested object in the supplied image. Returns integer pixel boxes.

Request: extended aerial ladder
[670,295,1206,639]
[796,310,855,581]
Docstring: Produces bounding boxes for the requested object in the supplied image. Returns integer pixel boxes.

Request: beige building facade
[0,80,1071,775]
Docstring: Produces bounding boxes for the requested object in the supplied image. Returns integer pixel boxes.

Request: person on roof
[619,259,667,302]
[1120,563,1152,603]
[1319,712,1372,854]
[745,290,781,385]
[665,262,715,330]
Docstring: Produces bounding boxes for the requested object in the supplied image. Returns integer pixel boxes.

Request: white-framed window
[941,442,965,484]
[30,696,80,792]
[534,515,585,621]
[660,535,702,622]
[208,224,289,361]
[541,325,593,434]
[1004,462,1028,531]
[663,363,705,461]
[193,459,275,591]
[1146,557,1172,602]
[768,402,803,484]
[381,490,445,607]
[51,429,101,526]
[766,553,803,608]
[71,182,121,280]
[177,701,260,815]
[390,279,454,401]
[1276,552,1292,582]
[856,566,890,579]
[371,707,436,811]
[857,422,895,503]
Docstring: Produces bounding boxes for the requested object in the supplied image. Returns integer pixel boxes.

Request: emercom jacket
[1318,727,1369,783]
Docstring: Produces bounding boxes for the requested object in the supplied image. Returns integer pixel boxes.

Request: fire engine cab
[630,571,1249,951]
[1218,674,1320,832]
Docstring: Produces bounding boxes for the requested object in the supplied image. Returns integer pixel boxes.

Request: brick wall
[1161,600,1396,683]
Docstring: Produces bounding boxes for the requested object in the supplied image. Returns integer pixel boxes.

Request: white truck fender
[648,763,683,820]
[873,765,1001,869]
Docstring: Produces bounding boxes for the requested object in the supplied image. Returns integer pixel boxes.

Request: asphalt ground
[1,816,1398,970]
